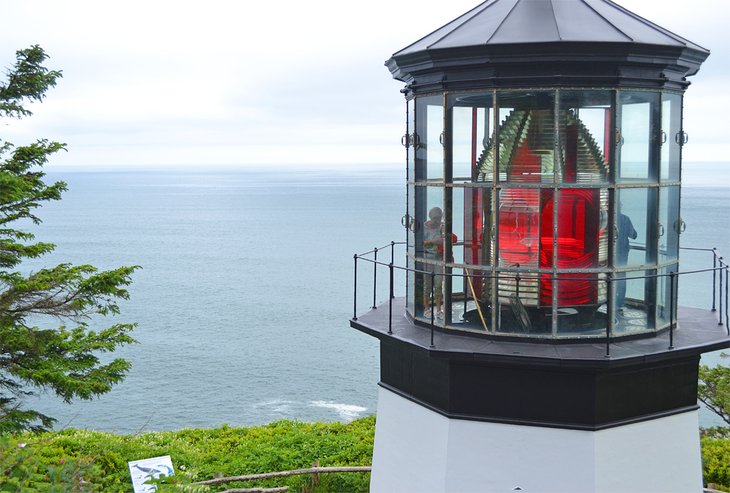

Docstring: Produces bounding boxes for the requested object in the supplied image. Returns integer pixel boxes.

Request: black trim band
[378,382,700,431]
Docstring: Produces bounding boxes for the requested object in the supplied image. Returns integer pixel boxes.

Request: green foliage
[0,417,375,492]
[3,416,730,492]
[1,45,138,432]
[703,433,730,492]
[0,434,100,492]
[0,45,62,119]
[699,353,730,426]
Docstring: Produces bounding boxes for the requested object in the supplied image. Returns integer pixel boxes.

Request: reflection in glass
[415,95,443,182]
[403,88,682,339]
[615,270,653,334]
[559,90,612,184]
[477,91,556,183]
[661,93,682,181]
[618,91,659,182]
[556,274,607,336]
[656,265,678,329]
[616,189,649,267]
[413,186,445,321]
[449,92,494,183]
[659,186,680,263]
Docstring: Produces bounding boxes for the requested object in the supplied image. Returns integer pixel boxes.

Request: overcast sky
[1,0,728,170]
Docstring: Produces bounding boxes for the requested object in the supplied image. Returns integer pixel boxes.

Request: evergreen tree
[0,45,138,433]
[699,353,730,427]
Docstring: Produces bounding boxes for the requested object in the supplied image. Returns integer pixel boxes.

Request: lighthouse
[351,0,730,492]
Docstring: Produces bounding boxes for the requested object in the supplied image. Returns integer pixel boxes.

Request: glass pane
[415,95,444,182]
[463,187,494,268]
[615,269,653,334]
[618,91,660,182]
[616,188,651,267]
[556,274,607,336]
[414,186,445,321]
[656,265,678,329]
[659,186,680,263]
[493,91,556,183]
[498,188,541,311]
[452,265,492,333]
[415,186,445,259]
[498,188,540,270]
[449,92,495,184]
[559,90,611,184]
[495,268,540,336]
[556,188,603,270]
[451,187,465,265]
[660,93,682,182]
[547,189,605,318]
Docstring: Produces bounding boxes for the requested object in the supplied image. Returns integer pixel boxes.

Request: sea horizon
[20,163,730,433]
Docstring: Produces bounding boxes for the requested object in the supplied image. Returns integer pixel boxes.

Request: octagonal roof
[387,0,709,93]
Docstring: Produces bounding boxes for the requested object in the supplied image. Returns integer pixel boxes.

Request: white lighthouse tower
[351,1,730,492]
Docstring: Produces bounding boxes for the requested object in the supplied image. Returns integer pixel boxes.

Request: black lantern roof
[386,0,709,94]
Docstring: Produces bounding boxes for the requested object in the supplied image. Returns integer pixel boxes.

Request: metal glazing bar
[725,265,729,333]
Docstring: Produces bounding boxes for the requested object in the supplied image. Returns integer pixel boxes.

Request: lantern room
[391,0,699,340]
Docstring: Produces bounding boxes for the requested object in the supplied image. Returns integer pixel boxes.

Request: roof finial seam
[581,0,634,43]
[426,0,499,50]
[486,0,521,44]
[603,0,693,47]
[548,0,561,41]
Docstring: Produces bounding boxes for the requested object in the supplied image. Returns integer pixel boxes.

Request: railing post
[388,262,394,334]
[669,271,676,350]
[353,254,358,321]
[390,243,395,299]
[371,248,379,309]
[606,274,612,358]
[725,264,729,333]
[430,271,436,348]
[712,248,718,312]
[719,258,724,326]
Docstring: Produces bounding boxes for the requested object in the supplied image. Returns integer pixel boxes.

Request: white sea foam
[252,399,298,416]
[309,401,367,422]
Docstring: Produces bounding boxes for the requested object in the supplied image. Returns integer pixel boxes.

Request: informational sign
[128,455,175,493]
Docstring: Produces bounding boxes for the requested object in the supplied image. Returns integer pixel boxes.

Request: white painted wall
[371,387,703,493]
[593,411,703,492]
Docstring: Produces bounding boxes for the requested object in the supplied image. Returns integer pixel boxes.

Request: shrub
[0,417,375,492]
[702,434,730,492]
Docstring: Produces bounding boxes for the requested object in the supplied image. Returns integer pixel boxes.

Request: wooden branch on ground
[194,466,372,486]
[219,488,289,493]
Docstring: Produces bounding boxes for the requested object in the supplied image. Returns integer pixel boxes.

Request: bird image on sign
[128,455,175,493]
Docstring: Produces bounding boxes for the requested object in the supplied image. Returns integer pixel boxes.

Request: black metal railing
[352,243,730,355]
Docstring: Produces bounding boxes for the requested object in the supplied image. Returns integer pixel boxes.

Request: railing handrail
[352,242,730,349]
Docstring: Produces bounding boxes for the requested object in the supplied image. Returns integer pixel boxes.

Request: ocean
[21,163,730,433]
